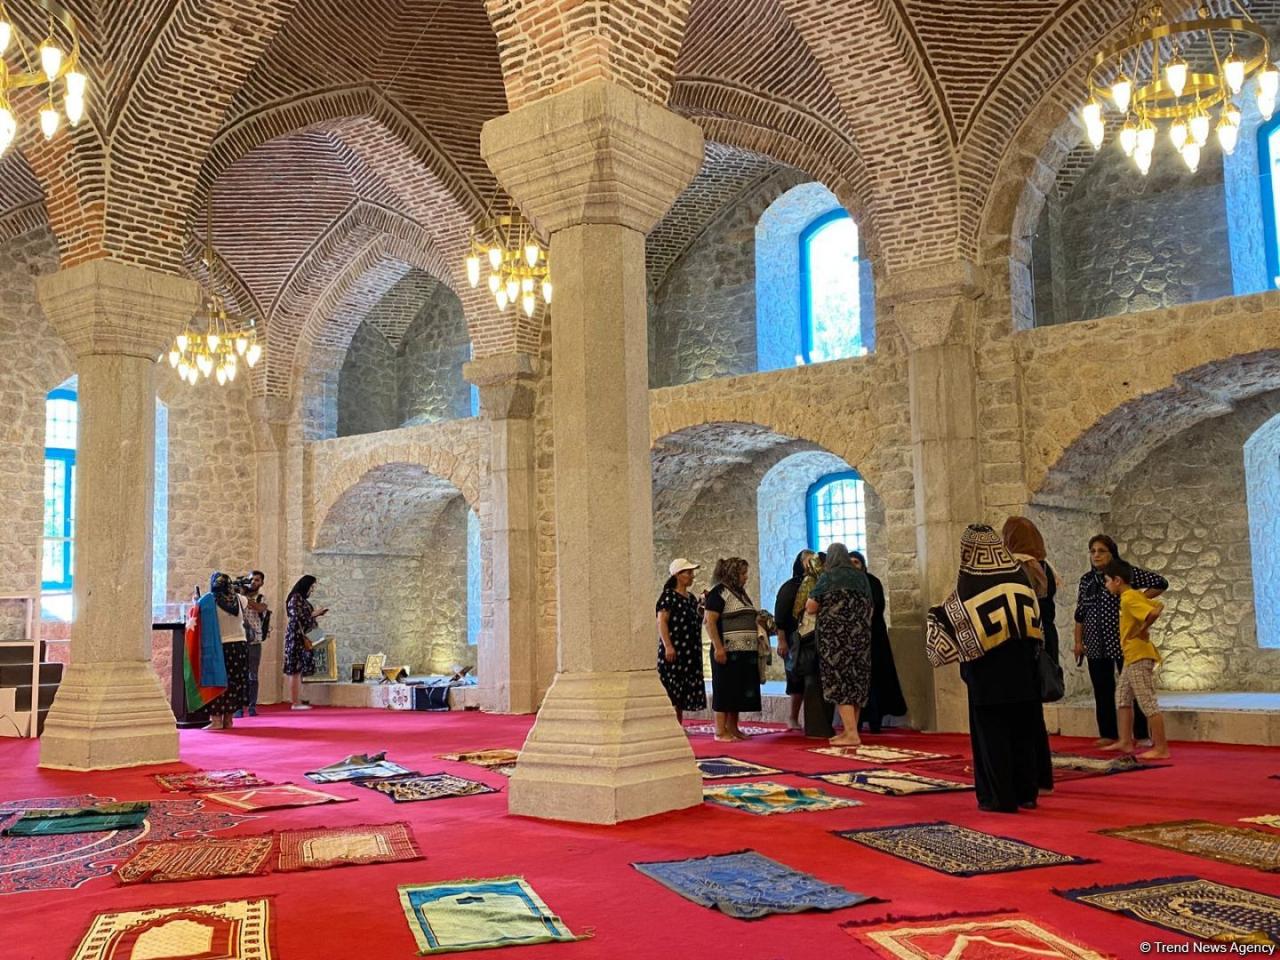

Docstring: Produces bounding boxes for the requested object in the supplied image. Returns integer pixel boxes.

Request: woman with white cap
[656,558,706,723]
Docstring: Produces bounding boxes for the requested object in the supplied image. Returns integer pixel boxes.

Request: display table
[300,680,481,711]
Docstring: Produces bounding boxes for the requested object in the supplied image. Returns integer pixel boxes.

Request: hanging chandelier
[1083,2,1276,175]
[0,0,87,157]
[464,193,551,318]
[167,211,262,387]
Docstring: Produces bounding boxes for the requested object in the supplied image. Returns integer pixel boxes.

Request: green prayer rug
[3,802,150,837]
[703,781,861,815]
[398,876,583,954]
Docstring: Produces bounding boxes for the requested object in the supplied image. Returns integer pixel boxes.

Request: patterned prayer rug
[0,794,257,896]
[836,822,1092,876]
[632,849,877,919]
[198,784,354,812]
[276,821,423,872]
[696,757,783,779]
[153,770,272,792]
[813,769,972,796]
[356,773,498,803]
[842,912,1114,959]
[1057,876,1280,945]
[1243,815,1280,829]
[3,802,150,837]
[71,897,273,960]
[437,749,520,769]
[399,876,583,954]
[116,836,275,885]
[304,754,413,783]
[702,781,862,816]
[1049,753,1164,781]
[1099,820,1280,872]
[809,745,953,764]
[903,758,975,783]
[684,724,783,737]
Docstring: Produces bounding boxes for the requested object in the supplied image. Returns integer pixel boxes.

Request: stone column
[36,260,200,769]
[251,396,292,704]
[464,353,540,714]
[883,261,984,734]
[480,78,704,823]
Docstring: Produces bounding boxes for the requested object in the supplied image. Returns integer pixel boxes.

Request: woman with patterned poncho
[926,524,1045,813]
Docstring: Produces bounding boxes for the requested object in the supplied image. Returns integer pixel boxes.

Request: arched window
[807,471,868,557]
[41,387,78,612]
[800,210,864,364]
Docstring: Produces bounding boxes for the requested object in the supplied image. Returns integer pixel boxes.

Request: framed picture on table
[363,653,386,681]
[303,636,339,682]
[350,664,365,683]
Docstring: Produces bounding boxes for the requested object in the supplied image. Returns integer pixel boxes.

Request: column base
[39,661,179,770]
[508,670,701,824]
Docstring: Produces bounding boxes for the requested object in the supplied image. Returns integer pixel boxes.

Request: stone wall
[1246,410,1280,653]
[397,287,470,425]
[337,321,397,436]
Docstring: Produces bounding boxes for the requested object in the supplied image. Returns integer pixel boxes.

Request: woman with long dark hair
[283,574,327,710]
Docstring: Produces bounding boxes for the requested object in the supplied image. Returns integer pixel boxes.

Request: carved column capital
[881,260,985,351]
[465,353,540,420]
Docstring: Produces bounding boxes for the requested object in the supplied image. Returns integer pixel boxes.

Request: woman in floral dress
[805,542,874,746]
[657,558,706,722]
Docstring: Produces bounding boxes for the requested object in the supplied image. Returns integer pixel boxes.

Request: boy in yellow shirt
[1101,559,1170,760]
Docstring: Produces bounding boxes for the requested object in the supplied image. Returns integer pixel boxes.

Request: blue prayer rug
[1056,875,1280,945]
[836,821,1094,876]
[398,876,583,954]
[632,849,878,919]
[695,757,783,780]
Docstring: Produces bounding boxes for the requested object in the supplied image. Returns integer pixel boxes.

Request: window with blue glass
[800,210,863,364]
[42,388,77,594]
[807,471,868,558]
[1260,115,1280,290]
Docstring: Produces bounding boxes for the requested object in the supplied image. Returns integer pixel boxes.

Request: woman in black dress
[284,575,327,711]
[657,558,707,723]
[850,551,907,733]
[1003,516,1057,791]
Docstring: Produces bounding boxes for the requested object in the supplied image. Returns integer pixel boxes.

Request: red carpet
[2,706,1279,958]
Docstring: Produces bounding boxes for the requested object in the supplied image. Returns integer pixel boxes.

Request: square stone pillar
[36,260,200,769]
[883,261,984,734]
[481,78,704,823]
[251,396,292,705]
[464,353,540,714]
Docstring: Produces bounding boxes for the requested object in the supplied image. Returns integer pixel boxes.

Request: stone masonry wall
[397,286,470,425]
[337,321,397,437]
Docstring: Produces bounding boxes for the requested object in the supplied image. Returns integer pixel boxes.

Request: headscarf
[209,571,239,616]
[925,524,1042,667]
[791,550,813,581]
[1002,516,1049,598]
[793,552,825,618]
[811,542,872,600]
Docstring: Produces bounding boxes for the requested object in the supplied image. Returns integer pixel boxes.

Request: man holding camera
[234,571,270,718]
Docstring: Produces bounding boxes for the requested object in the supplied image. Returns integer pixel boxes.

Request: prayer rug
[116,835,275,885]
[903,758,975,783]
[198,784,354,812]
[276,821,423,872]
[684,724,782,737]
[702,781,861,816]
[1057,876,1280,945]
[1099,820,1280,872]
[399,876,583,954]
[356,773,498,803]
[0,794,257,896]
[71,897,273,960]
[1049,753,1164,781]
[696,757,783,779]
[813,769,972,796]
[842,912,1114,959]
[436,749,520,769]
[1243,815,1280,829]
[836,822,1092,876]
[632,849,877,919]
[809,745,953,764]
[491,765,517,778]
[3,802,149,837]
[304,753,412,783]
[153,769,272,793]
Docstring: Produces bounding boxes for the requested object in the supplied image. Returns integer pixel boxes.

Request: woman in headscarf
[1073,534,1166,746]
[804,543,874,746]
[773,550,814,730]
[1002,517,1057,791]
[203,572,250,730]
[284,574,328,710]
[704,557,765,741]
[850,550,907,733]
[656,558,706,723]
[927,524,1043,813]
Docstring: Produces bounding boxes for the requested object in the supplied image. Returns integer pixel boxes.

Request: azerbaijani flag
[183,595,227,710]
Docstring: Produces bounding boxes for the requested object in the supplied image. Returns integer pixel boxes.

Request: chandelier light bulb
[246,343,262,367]
[1224,52,1246,95]
[1262,93,1278,122]
[235,335,247,356]
[168,350,180,368]
[1136,117,1156,155]
[188,367,199,385]
[1189,110,1210,148]
[39,106,59,140]
[487,273,499,295]
[1170,118,1189,150]
[65,94,84,127]
[1135,148,1153,176]
[1119,118,1138,156]
[505,278,519,301]
[176,333,189,352]
[522,293,535,317]
[1182,141,1201,173]
[39,42,63,81]
[542,280,552,304]
[496,288,509,312]
[226,361,237,382]
[1218,115,1240,155]
[1082,98,1102,128]
[1260,65,1280,101]
[488,246,502,270]
[65,70,86,100]
[524,243,539,268]
[216,366,227,386]
[0,106,14,157]
[466,255,480,288]
[1110,73,1133,113]
[521,276,533,295]
[178,360,190,379]
[207,333,220,351]
[1166,55,1189,98]
[0,21,11,55]
[1086,117,1105,150]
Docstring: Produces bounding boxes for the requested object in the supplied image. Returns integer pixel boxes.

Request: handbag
[1038,646,1065,703]
[304,627,326,651]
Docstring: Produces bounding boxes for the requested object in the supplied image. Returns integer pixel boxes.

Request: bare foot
[1092,738,1116,748]
[1138,748,1170,760]
[829,734,862,748]
[787,722,803,731]
[1102,740,1134,752]
[713,734,736,743]
[730,732,749,741]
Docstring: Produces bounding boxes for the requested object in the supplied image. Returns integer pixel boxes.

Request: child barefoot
[1101,560,1170,761]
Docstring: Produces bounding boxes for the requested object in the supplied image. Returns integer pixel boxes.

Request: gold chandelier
[464,194,551,318]
[1083,2,1277,175]
[167,212,262,387]
[0,0,87,157]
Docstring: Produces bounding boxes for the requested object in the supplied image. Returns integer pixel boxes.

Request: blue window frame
[806,470,868,558]
[799,210,863,364]
[1260,114,1280,290]
[42,387,77,593]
